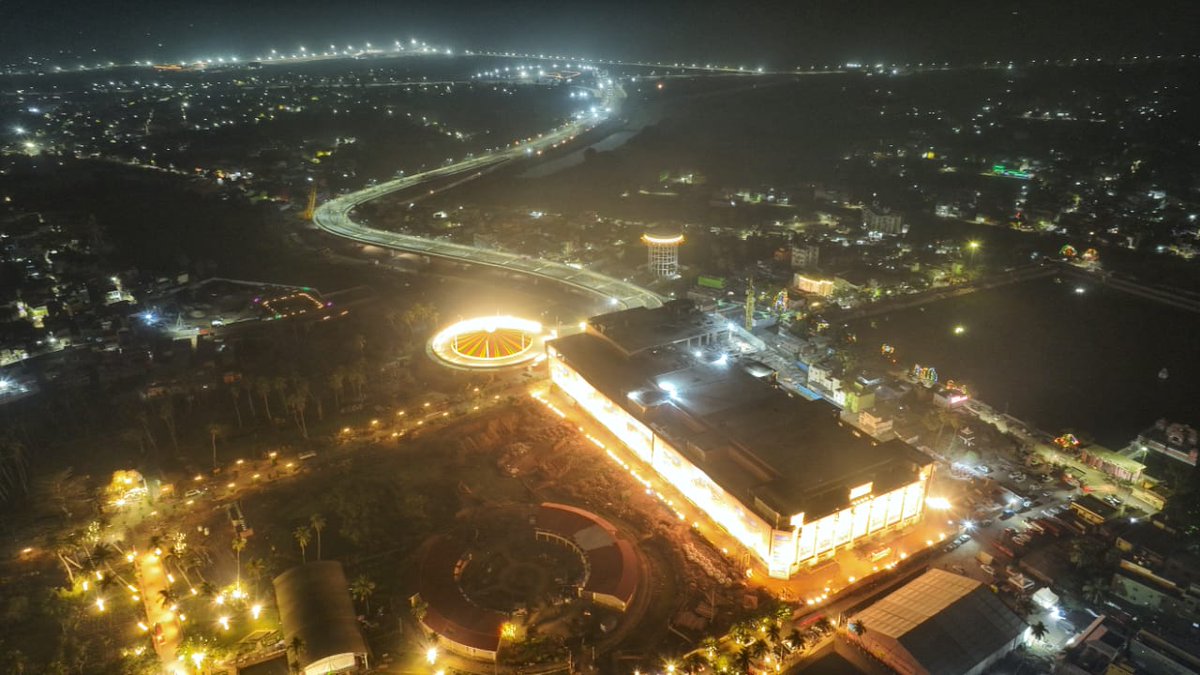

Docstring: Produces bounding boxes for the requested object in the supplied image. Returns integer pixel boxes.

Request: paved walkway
[137,551,184,673]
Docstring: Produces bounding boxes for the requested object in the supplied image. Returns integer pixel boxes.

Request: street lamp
[967,240,981,265]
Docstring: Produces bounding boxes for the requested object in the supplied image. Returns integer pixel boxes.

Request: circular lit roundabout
[428,315,547,370]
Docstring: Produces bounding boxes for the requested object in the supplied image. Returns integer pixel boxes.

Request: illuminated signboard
[849,482,873,502]
[769,530,796,578]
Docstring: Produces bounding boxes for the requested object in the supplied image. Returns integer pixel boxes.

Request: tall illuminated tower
[641,228,683,278]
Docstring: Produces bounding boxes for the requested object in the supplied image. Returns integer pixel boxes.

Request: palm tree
[0,436,31,500]
[242,377,258,419]
[118,428,145,458]
[198,581,218,600]
[134,407,159,454]
[410,596,428,622]
[287,636,305,661]
[309,513,326,560]
[286,380,310,438]
[229,383,244,428]
[207,423,228,470]
[1030,621,1048,642]
[1013,596,1035,618]
[158,401,179,454]
[849,619,867,637]
[1081,578,1107,604]
[765,621,781,647]
[37,468,90,520]
[53,538,82,584]
[246,558,268,598]
[84,541,116,578]
[350,574,376,614]
[272,377,290,420]
[730,620,754,645]
[158,588,178,609]
[164,545,193,588]
[346,363,367,399]
[293,526,311,563]
[327,369,345,411]
[789,627,808,651]
[748,639,768,660]
[231,536,246,591]
[734,647,753,675]
[682,652,707,674]
[254,378,274,420]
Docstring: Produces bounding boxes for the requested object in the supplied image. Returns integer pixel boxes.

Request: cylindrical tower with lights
[641,229,683,278]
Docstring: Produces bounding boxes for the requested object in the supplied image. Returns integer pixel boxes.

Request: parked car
[980,564,996,576]
[977,465,992,474]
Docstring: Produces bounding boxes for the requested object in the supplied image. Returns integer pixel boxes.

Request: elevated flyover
[312,100,663,310]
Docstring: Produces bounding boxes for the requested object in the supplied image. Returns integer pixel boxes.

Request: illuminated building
[547,300,932,579]
[793,274,836,297]
[428,315,547,370]
[642,229,683,278]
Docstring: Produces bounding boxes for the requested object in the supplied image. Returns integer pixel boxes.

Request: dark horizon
[3,0,1198,68]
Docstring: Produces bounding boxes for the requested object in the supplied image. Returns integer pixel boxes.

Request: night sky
[2,0,1198,67]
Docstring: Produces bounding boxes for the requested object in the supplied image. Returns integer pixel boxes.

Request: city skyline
[3,0,1199,67]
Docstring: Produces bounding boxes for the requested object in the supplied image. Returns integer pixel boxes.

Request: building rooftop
[850,569,1026,675]
[534,503,638,607]
[1118,522,1180,558]
[1074,494,1120,520]
[587,299,729,357]
[272,561,368,672]
[417,536,506,654]
[550,306,928,524]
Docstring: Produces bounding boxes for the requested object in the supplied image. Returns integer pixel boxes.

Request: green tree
[730,620,754,645]
[682,652,707,674]
[246,558,268,598]
[207,423,229,470]
[410,596,428,622]
[748,639,768,659]
[254,378,274,420]
[734,647,753,675]
[350,574,376,614]
[309,513,326,560]
[229,382,244,428]
[785,627,805,652]
[286,380,310,438]
[293,526,311,563]
[765,620,781,646]
[36,468,90,520]
[327,369,345,411]
[287,635,305,661]
[198,581,218,600]
[158,401,179,454]
[158,588,178,609]
[1082,578,1107,604]
[0,436,31,502]
[231,536,246,591]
